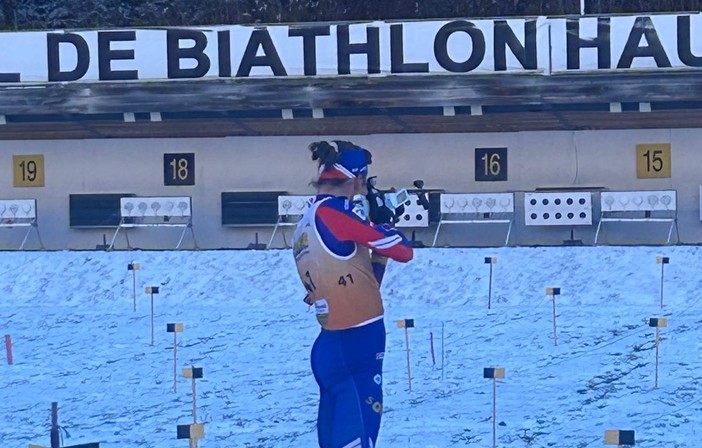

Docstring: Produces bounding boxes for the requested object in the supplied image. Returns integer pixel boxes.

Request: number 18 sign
[164,153,195,186]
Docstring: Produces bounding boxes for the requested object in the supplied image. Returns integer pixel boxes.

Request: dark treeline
[1,0,701,30]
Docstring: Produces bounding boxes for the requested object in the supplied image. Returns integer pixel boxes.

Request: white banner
[0,14,700,84]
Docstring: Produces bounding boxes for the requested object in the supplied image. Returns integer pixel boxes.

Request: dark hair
[309,141,339,172]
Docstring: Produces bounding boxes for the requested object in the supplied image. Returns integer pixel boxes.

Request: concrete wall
[1,128,700,249]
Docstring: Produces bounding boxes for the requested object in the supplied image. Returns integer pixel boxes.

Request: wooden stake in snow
[397,319,415,392]
[546,287,561,346]
[145,286,160,346]
[605,429,635,447]
[656,256,669,309]
[483,367,505,448]
[485,257,497,309]
[127,262,140,312]
[181,366,205,448]
[167,323,184,392]
[4,334,12,365]
[649,317,668,389]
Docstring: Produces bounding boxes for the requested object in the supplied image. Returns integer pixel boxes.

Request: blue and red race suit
[292,194,413,448]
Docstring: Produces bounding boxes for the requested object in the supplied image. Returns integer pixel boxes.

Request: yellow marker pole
[649,317,667,389]
[483,368,505,448]
[128,262,139,312]
[146,286,160,346]
[485,257,496,309]
[657,256,669,309]
[546,288,561,346]
[492,377,497,448]
[655,325,660,389]
[173,330,178,393]
[405,327,412,392]
[397,319,415,392]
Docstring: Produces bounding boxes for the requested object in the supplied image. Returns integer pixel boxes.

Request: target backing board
[524,192,592,226]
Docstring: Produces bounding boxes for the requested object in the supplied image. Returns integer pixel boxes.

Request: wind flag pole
[167,323,184,392]
[397,319,415,392]
[483,367,505,448]
[546,288,561,346]
[656,256,669,308]
[146,286,160,346]
[485,257,496,309]
[649,317,668,389]
[181,366,205,448]
[127,262,140,312]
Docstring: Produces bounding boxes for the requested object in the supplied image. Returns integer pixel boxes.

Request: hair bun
[309,141,339,169]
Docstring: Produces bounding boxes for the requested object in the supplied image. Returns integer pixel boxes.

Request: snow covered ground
[1,246,701,448]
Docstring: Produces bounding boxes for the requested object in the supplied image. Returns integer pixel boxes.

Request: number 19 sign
[164,153,195,186]
[13,154,45,187]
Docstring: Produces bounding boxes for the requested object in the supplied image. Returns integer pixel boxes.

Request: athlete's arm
[316,200,413,262]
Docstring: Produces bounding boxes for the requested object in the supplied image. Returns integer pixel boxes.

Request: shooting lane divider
[5,334,12,365]
[182,366,205,448]
[656,256,669,309]
[485,257,497,309]
[167,323,184,392]
[145,286,160,346]
[127,262,140,312]
[483,367,505,448]
[605,429,635,447]
[397,319,414,392]
[649,317,668,389]
[545,288,561,346]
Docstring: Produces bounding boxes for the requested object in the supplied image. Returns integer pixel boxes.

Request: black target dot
[542,199,549,205]
[579,212,587,218]
[567,212,574,219]
[543,213,550,219]
[555,199,561,205]
[556,213,562,219]
[530,199,537,205]
[415,214,423,220]
[579,198,586,205]
[567,198,573,205]
[530,213,537,219]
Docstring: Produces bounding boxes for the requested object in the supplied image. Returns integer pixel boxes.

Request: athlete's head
[309,140,372,196]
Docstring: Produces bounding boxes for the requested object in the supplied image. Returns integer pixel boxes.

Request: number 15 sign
[636,143,671,179]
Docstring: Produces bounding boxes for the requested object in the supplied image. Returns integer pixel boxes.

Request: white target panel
[440,193,514,214]
[277,195,314,217]
[396,193,429,228]
[524,192,592,226]
[601,190,676,212]
[120,196,192,218]
[0,199,37,221]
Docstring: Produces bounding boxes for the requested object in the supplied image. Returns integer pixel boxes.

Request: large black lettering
[47,33,89,82]
[678,15,702,67]
[494,20,537,71]
[167,29,211,79]
[617,16,671,68]
[289,26,330,76]
[236,29,287,77]
[566,18,611,69]
[390,24,429,73]
[98,31,137,81]
[434,21,485,73]
[218,30,232,77]
[337,25,380,75]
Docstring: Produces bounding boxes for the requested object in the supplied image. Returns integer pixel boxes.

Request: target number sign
[13,154,45,187]
[164,153,195,186]
[475,147,507,182]
[636,144,670,179]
